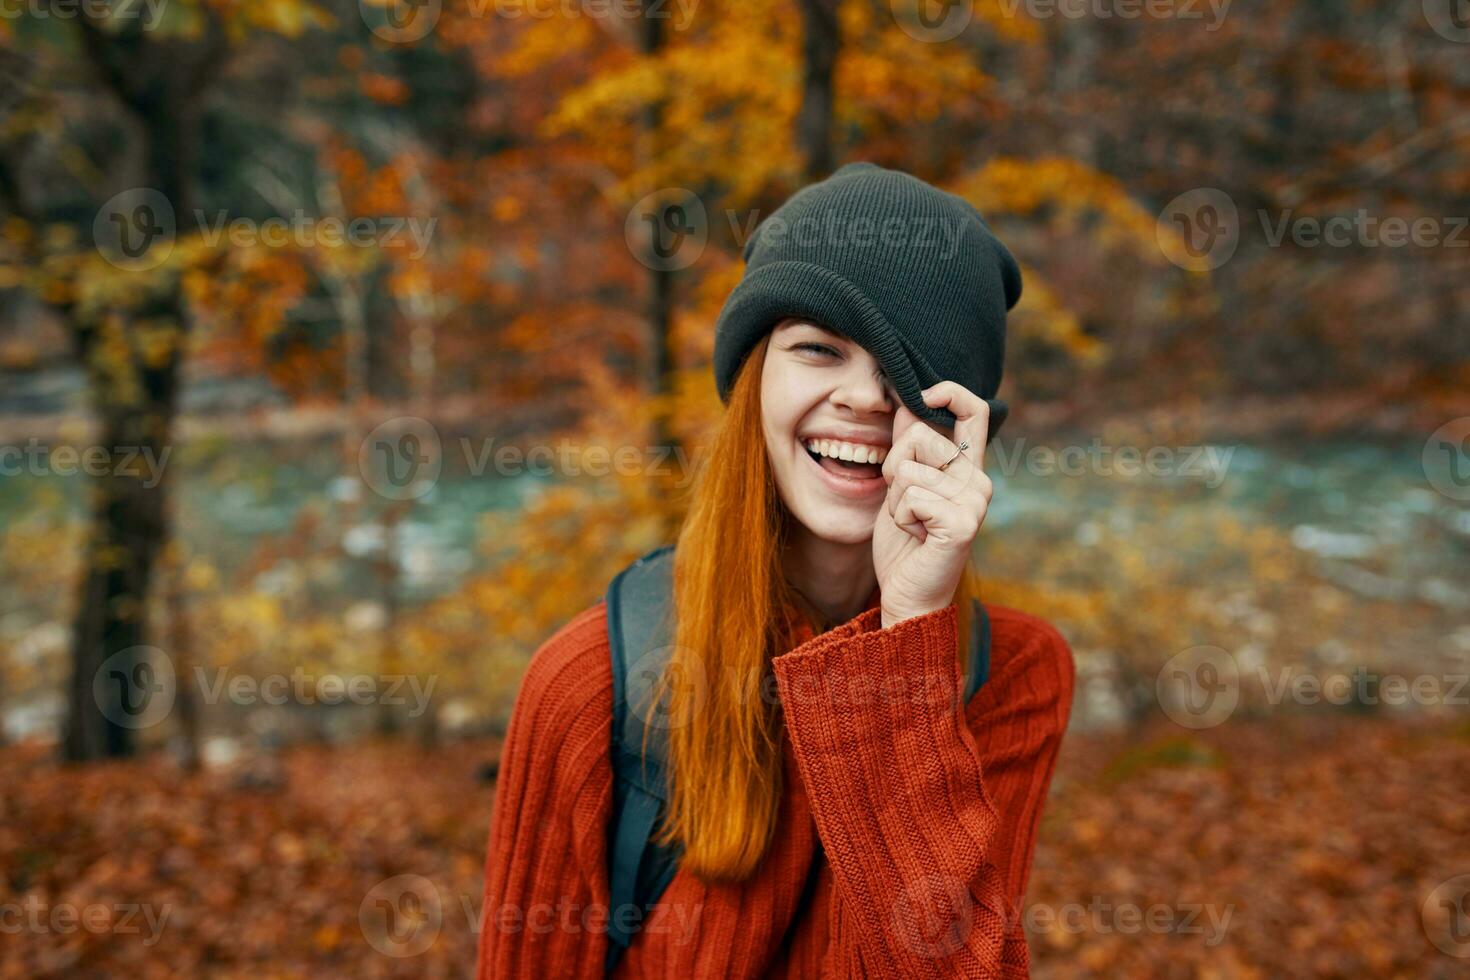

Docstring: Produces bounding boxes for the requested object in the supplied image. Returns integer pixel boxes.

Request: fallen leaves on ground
[2,716,1465,978]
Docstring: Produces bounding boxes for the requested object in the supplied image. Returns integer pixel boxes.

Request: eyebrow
[783,321,844,339]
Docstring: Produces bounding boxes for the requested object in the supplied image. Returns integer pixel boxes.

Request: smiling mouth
[802,438,885,481]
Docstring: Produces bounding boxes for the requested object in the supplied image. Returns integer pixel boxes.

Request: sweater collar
[784,580,882,645]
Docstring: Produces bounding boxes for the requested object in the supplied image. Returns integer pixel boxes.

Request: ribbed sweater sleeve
[770,602,1075,979]
[475,603,615,980]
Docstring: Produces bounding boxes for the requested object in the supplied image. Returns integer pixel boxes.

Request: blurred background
[1,0,1468,976]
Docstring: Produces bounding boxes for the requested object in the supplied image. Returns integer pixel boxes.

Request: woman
[476,162,1075,978]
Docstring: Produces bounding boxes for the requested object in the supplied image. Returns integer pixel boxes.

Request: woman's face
[760,317,936,545]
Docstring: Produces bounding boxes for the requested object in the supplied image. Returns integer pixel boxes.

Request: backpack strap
[602,544,991,973]
[604,545,682,972]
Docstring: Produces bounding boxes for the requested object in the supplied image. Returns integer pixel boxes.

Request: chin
[789,497,880,545]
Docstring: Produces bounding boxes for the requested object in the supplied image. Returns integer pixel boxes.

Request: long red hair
[648,332,980,881]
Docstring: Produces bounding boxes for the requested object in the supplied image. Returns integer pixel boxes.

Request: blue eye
[795,342,840,357]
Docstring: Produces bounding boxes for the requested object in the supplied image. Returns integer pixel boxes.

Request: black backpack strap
[962,597,992,705]
[604,545,682,973]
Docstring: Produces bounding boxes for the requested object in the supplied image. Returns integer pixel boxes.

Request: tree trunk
[797,0,840,182]
[638,3,679,507]
[63,305,184,760]
[60,10,215,761]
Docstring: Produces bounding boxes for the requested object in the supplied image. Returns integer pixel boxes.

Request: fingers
[881,413,988,492]
[891,484,980,545]
[920,381,992,464]
[886,455,965,512]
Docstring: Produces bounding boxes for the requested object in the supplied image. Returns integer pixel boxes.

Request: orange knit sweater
[475,590,1075,978]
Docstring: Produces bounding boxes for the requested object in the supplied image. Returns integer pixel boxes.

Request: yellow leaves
[185,560,219,592]
[955,157,1160,261]
[134,320,183,370]
[239,0,335,39]
[490,14,600,79]
[1010,267,1107,363]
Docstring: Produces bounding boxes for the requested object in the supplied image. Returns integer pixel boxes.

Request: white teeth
[804,438,887,464]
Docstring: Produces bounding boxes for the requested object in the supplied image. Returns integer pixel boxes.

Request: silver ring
[938,439,970,472]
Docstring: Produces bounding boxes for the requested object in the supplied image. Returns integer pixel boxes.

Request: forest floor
[3,714,1467,978]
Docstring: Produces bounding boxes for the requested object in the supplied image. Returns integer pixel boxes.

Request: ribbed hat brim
[713,259,1008,440]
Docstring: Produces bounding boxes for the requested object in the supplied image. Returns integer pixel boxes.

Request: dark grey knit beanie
[713,161,1021,439]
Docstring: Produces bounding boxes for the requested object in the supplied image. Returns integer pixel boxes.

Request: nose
[829,358,895,417]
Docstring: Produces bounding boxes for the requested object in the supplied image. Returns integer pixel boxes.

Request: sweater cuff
[771,603,965,726]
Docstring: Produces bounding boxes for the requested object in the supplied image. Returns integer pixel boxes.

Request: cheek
[761,363,815,443]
